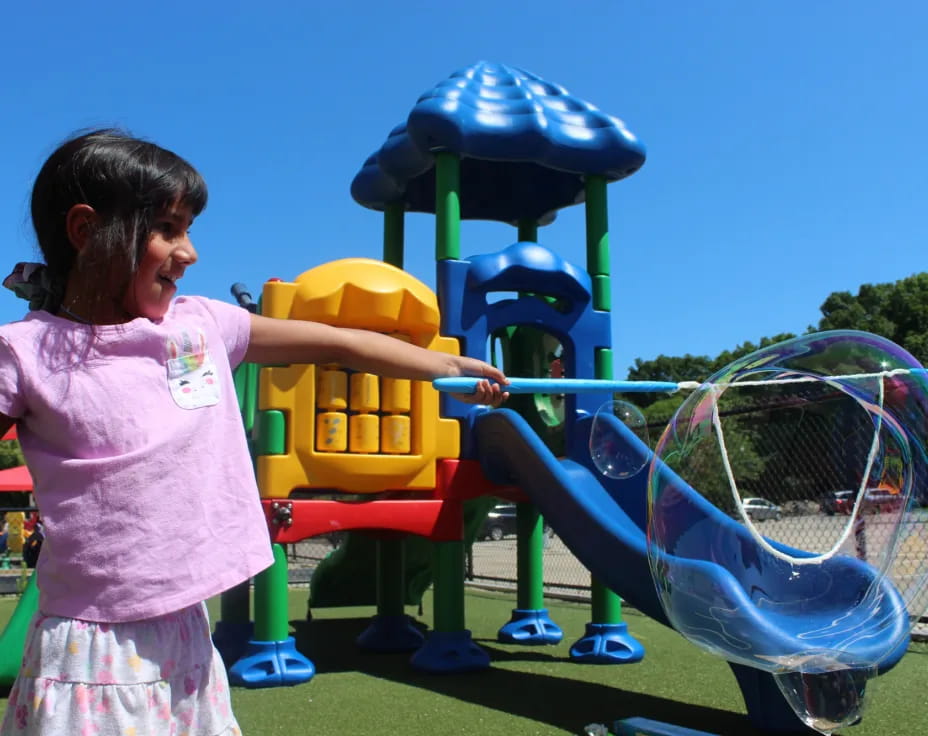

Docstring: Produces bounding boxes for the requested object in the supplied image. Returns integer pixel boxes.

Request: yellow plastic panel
[255,263,462,496]
[381,415,411,454]
[350,373,380,413]
[349,413,380,453]
[381,378,411,414]
[289,259,441,335]
[317,369,348,410]
[316,412,347,452]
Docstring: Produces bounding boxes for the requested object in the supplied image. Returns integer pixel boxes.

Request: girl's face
[123,203,198,320]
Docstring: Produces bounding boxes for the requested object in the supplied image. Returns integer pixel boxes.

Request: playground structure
[219,60,649,686]
[0,62,914,735]
[210,61,914,735]
[0,426,39,687]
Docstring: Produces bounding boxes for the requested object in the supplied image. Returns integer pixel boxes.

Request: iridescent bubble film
[646,330,928,733]
[590,399,650,479]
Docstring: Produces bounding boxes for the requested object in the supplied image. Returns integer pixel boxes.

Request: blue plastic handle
[433,377,681,394]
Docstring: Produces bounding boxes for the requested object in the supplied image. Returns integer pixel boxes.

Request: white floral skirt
[1,602,241,735]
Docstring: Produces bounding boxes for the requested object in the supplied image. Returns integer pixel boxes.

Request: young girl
[0,129,508,735]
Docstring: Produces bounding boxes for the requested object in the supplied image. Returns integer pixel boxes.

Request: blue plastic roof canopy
[351,61,646,225]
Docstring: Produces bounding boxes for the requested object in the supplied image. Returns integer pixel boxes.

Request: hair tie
[3,262,57,311]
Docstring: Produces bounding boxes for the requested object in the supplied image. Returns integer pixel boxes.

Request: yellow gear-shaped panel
[256,259,460,496]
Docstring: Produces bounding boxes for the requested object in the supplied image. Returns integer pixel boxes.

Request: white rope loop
[710,371,894,566]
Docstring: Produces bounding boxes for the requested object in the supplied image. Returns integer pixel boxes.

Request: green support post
[256,410,286,455]
[587,349,624,626]
[585,175,610,284]
[568,175,642,662]
[375,200,409,641]
[585,174,624,625]
[357,535,425,652]
[409,149,491,671]
[435,152,461,261]
[432,541,465,632]
[495,325,564,645]
[412,535,488,672]
[516,503,545,611]
[231,542,315,687]
[219,582,251,630]
[517,218,538,243]
[376,538,406,616]
[226,295,315,686]
[214,360,261,665]
[384,201,405,269]
[233,361,258,436]
[254,544,290,642]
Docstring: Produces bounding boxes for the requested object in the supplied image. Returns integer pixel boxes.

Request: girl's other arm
[243,314,509,406]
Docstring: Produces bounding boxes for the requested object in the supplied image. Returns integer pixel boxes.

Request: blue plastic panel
[351,61,646,224]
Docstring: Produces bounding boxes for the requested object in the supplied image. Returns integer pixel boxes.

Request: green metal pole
[585,174,623,626]
[222,361,260,632]
[432,541,465,632]
[383,201,405,268]
[220,582,251,627]
[432,151,466,635]
[254,544,290,641]
[435,152,461,261]
[516,503,545,610]
[379,201,407,620]
[517,218,538,243]
[591,580,622,624]
[585,175,611,312]
[377,537,406,617]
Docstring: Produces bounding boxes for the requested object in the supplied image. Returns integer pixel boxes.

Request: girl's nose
[176,237,198,265]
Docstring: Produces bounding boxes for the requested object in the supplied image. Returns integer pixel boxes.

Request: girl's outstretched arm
[243,314,509,406]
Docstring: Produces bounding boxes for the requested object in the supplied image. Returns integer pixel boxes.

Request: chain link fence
[284,388,928,648]
[467,390,928,646]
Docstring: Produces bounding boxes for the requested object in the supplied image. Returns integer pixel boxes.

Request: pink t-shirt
[0,296,274,622]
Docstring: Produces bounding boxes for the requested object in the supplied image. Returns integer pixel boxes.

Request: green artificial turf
[0,589,924,735]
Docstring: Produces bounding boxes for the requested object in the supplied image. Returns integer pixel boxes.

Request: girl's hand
[447,357,510,407]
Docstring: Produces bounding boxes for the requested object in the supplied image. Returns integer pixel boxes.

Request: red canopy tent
[0,425,33,491]
[0,465,32,492]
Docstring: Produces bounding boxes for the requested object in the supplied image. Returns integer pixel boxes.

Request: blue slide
[473,408,910,734]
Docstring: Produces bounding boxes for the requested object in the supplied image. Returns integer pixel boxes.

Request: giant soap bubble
[646,330,928,734]
[590,399,650,479]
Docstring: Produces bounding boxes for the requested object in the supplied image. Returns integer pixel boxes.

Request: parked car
[742,497,782,521]
[477,504,552,541]
[477,504,518,541]
[820,490,855,516]
[863,488,904,514]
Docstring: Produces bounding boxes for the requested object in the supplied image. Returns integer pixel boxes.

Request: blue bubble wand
[433,377,700,395]
[435,367,928,396]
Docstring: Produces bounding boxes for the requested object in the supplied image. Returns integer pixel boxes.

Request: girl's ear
[65,204,100,252]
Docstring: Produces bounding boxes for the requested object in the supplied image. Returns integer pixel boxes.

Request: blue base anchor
[569,622,645,664]
[228,636,315,688]
[357,614,426,652]
[411,630,490,673]
[498,608,563,645]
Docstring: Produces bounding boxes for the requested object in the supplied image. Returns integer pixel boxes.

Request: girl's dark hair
[30,128,207,312]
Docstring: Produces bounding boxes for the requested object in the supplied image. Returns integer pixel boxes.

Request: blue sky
[2,1,925,378]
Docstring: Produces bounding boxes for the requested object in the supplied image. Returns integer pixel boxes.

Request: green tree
[624,272,928,507]
[0,440,24,471]
[817,273,928,364]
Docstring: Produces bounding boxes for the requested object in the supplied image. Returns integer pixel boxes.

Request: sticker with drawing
[165,330,221,409]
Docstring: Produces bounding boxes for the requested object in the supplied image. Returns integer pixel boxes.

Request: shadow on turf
[290,617,767,736]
